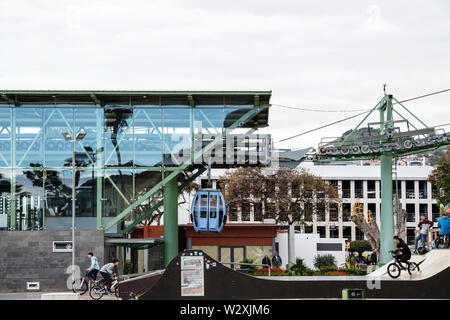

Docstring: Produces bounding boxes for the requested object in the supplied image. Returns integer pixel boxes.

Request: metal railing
[220,261,271,276]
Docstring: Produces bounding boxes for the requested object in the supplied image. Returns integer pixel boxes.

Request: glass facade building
[0,91,271,233]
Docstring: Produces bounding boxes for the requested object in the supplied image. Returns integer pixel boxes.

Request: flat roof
[0,90,271,106]
[1,90,271,128]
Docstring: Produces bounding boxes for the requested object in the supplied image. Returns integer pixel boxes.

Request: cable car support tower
[314,93,450,265]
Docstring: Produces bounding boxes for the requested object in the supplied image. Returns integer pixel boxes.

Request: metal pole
[72,139,76,282]
[163,174,178,267]
[380,152,394,265]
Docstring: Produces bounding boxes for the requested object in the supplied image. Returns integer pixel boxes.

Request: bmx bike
[386,251,420,279]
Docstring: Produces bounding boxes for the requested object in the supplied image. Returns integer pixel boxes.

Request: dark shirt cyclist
[390,236,411,266]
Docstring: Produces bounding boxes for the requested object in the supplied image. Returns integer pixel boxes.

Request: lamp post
[62,131,86,282]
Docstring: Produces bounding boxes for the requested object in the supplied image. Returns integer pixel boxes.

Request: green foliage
[318,265,338,273]
[239,258,257,273]
[290,258,315,276]
[428,150,450,206]
[349,240,372,253]
[338,267,367,275]
[313,254,337,270]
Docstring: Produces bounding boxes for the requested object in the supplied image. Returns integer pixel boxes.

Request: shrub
[290,258,314,276]
[313,254,337,270]
[318,265,338,273]
[239,258,257,273]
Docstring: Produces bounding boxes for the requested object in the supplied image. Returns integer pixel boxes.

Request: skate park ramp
[369,249,450,280]
[133,249,450,300]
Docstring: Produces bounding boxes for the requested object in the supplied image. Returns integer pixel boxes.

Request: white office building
[185,161,439,245]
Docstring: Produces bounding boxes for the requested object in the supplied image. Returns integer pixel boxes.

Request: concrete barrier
[41,292,80,300]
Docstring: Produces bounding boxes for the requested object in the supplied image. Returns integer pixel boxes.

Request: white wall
[276,232,346,269]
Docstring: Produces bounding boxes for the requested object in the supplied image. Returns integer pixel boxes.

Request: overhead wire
[274,87,450,143]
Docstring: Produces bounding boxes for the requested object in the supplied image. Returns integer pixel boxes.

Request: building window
[317,226,326,238]
[432,204,440,222]
[355,180,363,199]
[418,181,427,199]
[368,203,377,222]
[406,203,415,222]
[355,227,364,240]
[329,203,338,222]
[343,226,352,242]
[367,180,376,199]
[393,180,402,199]
[405,181,415,199]
[342,180,351,198]
[343,203,351,222]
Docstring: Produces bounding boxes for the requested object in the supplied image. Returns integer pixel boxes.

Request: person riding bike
[86,252,100,281]
[99,259,119,295]
[390,236,411,269]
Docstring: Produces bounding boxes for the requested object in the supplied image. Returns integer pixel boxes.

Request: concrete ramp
[136,250,449,300]
[369,249,450,280]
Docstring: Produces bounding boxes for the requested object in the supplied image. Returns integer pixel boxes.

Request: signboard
[181,255,205,297]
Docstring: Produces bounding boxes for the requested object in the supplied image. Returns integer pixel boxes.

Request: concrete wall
[0,230,104,292]
[276,233,346,269]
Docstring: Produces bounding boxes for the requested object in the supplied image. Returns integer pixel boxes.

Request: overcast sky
[1,0,449,149]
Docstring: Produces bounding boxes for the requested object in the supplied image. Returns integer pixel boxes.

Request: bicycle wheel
[407,262,420,275]
[72,278,88,295]
[89,284,104,300]
[387,263,401,279]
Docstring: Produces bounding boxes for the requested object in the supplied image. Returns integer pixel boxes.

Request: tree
[351,198,407,260]
[428,148,450,207]
[219,167,338,267]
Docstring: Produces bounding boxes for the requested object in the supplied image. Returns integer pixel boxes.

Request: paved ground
[0,292,119,300]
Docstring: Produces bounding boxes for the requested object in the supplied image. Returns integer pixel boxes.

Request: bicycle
[386,251,420,279]
[89,276,119,300]
[434,234,448,249]
[72,271,99,295]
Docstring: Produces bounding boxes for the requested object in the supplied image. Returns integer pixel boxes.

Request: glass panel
[233,247,244,263]
[0,109,11,167]
[44,108,74,167]
[104,108,133,167]
[15,169,44,230]
[15,108,43,168]
[134,109,163,167]
[44,169,72,217]
[76,169,97,217]
[163,108,191,167]
[103,169,133,217]
[74,108,100,168]
[200,194,207,218]
[0,170,11,229]
[133,169,163,223]
[209,194,217,218]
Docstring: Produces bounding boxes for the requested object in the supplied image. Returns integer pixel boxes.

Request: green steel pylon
[315,93,450,266]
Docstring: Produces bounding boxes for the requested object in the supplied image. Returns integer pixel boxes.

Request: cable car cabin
[190,189,227,233]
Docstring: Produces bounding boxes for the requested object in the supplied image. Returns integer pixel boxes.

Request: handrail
[220,261,271,277]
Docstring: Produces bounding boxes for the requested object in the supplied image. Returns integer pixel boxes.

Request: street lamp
[62,130,86,283]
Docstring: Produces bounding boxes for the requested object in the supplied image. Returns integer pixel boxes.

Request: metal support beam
[380,152,395,265]
[163,174,178,267]
[122,167,206,234]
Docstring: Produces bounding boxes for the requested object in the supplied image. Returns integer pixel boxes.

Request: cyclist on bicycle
[99,259,119,295]
[86,252,100,281]
[390,236,411,269]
